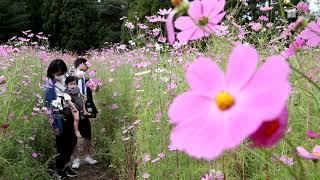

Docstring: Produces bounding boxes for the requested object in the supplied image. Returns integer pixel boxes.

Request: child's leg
[72,110,81,138]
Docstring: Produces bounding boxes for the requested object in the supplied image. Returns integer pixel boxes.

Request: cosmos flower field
[0,0,320,179]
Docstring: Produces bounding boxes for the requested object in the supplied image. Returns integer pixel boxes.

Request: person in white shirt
[71,58,98,168]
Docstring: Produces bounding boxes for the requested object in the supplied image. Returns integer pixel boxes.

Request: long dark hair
[47,59,68,79]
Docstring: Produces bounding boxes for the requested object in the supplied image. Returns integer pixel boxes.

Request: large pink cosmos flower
[297,145,320,160]
[298,18,320,47]
[250,107,288,147]
[174,0,226,43]
[169,43,291,160]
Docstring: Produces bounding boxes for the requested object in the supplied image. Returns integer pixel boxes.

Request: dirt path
[73,164,117,180]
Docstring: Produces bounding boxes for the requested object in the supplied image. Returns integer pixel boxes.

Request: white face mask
[75,69,86,77]
[54,75,65,82]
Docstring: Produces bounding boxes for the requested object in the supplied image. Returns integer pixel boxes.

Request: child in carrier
[64,76,91,138]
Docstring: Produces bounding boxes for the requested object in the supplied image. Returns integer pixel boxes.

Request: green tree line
[0,0,302,53]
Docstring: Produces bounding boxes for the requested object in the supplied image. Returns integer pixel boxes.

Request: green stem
[289,64,320,92]
[285,138,306,179]
[277,0,286,20]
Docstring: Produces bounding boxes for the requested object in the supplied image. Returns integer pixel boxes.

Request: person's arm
[80,92,87,102]
[44,82,60,135]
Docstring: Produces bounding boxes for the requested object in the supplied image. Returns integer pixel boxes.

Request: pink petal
[241,55,291,120]
[170,109,227,160]
[166,11,176,44]
[176,26,198,42]
[175,16,195,30]
[168,92,213,124]
[249,107,288,147]
[190,28,210,40]
[224,106,265,148]
[297,146,317,159]
[186,56,225,95]
[188,0,203,20]
[225,43,259,93]
[306,130,320,138]
[209,12,226,24]
[203,0,225,17]
[313,145,320,153]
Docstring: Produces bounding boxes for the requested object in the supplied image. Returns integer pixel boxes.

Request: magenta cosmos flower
[168,43,291,160]
[174,0,226,43]
[298,18,320,47]
[306,130,320,138]
[297,145,320,159]
[249,107,288,147]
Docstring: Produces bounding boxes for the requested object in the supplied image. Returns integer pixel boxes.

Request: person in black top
[71,58,98,169]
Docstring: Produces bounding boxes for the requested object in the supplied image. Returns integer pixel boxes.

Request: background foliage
[0,0,306,52]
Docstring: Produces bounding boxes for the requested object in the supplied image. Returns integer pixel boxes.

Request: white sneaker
[72,158,80,169]
[84,156,98,165]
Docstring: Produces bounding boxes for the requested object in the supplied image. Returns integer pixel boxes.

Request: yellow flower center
[171,0,183,6]
[215,91,235,110]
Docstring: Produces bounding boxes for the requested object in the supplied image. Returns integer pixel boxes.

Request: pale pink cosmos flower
[260,6,273,11]
[146,15,166,23]
[174,0,226,43]
[154,112,163,123]
[39,51,49,62]
[266,23,273,28]
[111,104,119,110]
[297,2,309,12]
[152,28,161,37]
[142,172,150,179]
[88,70,97,77]
[158,8,173,16]
[125,22,135,29]
[158,36,167,43]
[169,43,291,160]
[282,38,305,58]
[32,152,40,158]
[0,76,6,85]
[249,22,262,31]
[249,107,288,147]
[143,153,151,162]
[297,145,320,159]
[214,25,229,36]
[271,154,294,166]
[158,152,166,158]
[86,78,102,91]
[259,16,268,21]
[137,23,148,29]
[201,169,224,180]
[288,16,305,31]
[298,18,320,47]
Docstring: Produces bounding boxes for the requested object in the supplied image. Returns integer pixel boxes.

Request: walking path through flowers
[73,164,116,180]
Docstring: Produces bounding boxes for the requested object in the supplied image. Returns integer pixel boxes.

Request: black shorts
[78,117,92,139]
